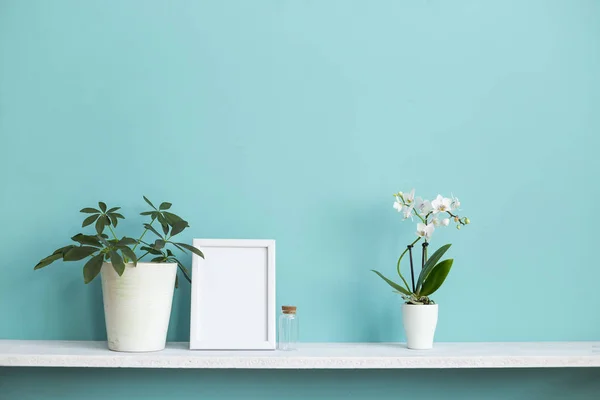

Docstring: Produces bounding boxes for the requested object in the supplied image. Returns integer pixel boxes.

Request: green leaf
[163,212,186,225]
[175,274,179,289]
[53,245,76,256]
[166,249,174,257]
[174,243,204,258]
[159,202,172,210]
[64,246,98,261]
[151,256,166,262]
[80,207,100,214]
[141,246,163,255]
[106,207,120,213]
[71,234,102,248]
[112,213,125,219]
[416,244,452,292]
[140,211,154,216]
[83,254,105,284]
[143,223,163,238]
[174,259,192,283]
[109,250,126,276]
[157,213,169,235]
[34,253,63,270]
[108,214,118,227]
[169,221,187,237]
[98,202,107,212]
[143,196,156,210]
[371,270,411,296]
[117,237,138,246]
[97,234,110,247]
[419,259,453,297]
[82,214,100,228]
[118,246,137,266]
[95,215,108,234]
[154,239,166,250]
[171,242,188,254]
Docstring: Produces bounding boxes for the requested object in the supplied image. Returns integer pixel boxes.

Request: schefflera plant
[34,196,204,286]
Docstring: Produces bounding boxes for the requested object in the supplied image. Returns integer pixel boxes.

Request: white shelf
[1,340,599,369]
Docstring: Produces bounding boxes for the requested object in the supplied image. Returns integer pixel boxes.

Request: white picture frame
[189,239,276,350]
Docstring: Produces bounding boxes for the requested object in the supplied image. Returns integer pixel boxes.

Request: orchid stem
[408,245,416,292]
[421,242,428,269]
[396,237,421,291]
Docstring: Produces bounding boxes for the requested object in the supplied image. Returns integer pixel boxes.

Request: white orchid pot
[402,303,439,350]
[101,262,177,352]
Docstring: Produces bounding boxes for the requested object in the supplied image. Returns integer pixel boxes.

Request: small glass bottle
[278,305,299,351]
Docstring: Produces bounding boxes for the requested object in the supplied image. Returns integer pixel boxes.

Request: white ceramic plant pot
[101,262,177,352]
[402,303,439,350]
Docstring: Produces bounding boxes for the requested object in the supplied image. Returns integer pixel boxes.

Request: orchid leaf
[416,244,451,292]
[371,270,411,296]
[419,259,453,296]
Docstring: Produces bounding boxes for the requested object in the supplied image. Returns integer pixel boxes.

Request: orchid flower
[393,198,403,212]
[431,195,452,214]
[414,197,432,216]
[404,189,415,205]
[441,218,450,226]
[416,222,434,240]
[451,194,461,210]
[402,205,414,220]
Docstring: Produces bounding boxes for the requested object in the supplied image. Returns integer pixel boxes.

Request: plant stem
[408,245,415,292]
[132,218,156,251]
[412,207,426,223]
[108,225,118,241]
[446,211,467,225]
[421,242,429,269]
[396,237,421,291]
[137,251,150,262]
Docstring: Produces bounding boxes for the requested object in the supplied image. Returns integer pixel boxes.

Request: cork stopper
[282,305,297,314]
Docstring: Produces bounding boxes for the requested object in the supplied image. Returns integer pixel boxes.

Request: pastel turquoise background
[1,0,599,399]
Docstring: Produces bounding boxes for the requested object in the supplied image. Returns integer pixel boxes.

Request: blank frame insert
[190,239,275,350]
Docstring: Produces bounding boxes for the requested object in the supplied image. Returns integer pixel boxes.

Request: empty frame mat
[190,239,275,350]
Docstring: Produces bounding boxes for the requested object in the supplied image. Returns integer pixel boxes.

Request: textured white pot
[402,303,439,350]
[101,262,177,352]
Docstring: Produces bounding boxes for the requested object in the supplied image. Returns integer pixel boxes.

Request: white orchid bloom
[431,216,440,227]
[451,195,461,210]
[441,218,450,226]
[431,194,452,214]
[402,205,414,220]
[414,197,433,216]
[416,222,434,240]
[393,199,403,212]
[404,189,415,205]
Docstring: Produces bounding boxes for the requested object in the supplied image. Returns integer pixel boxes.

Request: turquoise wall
[1,0,599,398]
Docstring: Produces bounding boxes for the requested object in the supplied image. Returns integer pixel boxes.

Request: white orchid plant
[373,190,470,305]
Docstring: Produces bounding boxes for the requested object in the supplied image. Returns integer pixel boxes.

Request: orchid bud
[464,217,470,225]
[454,216,459,223]
[456,224,461,230]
